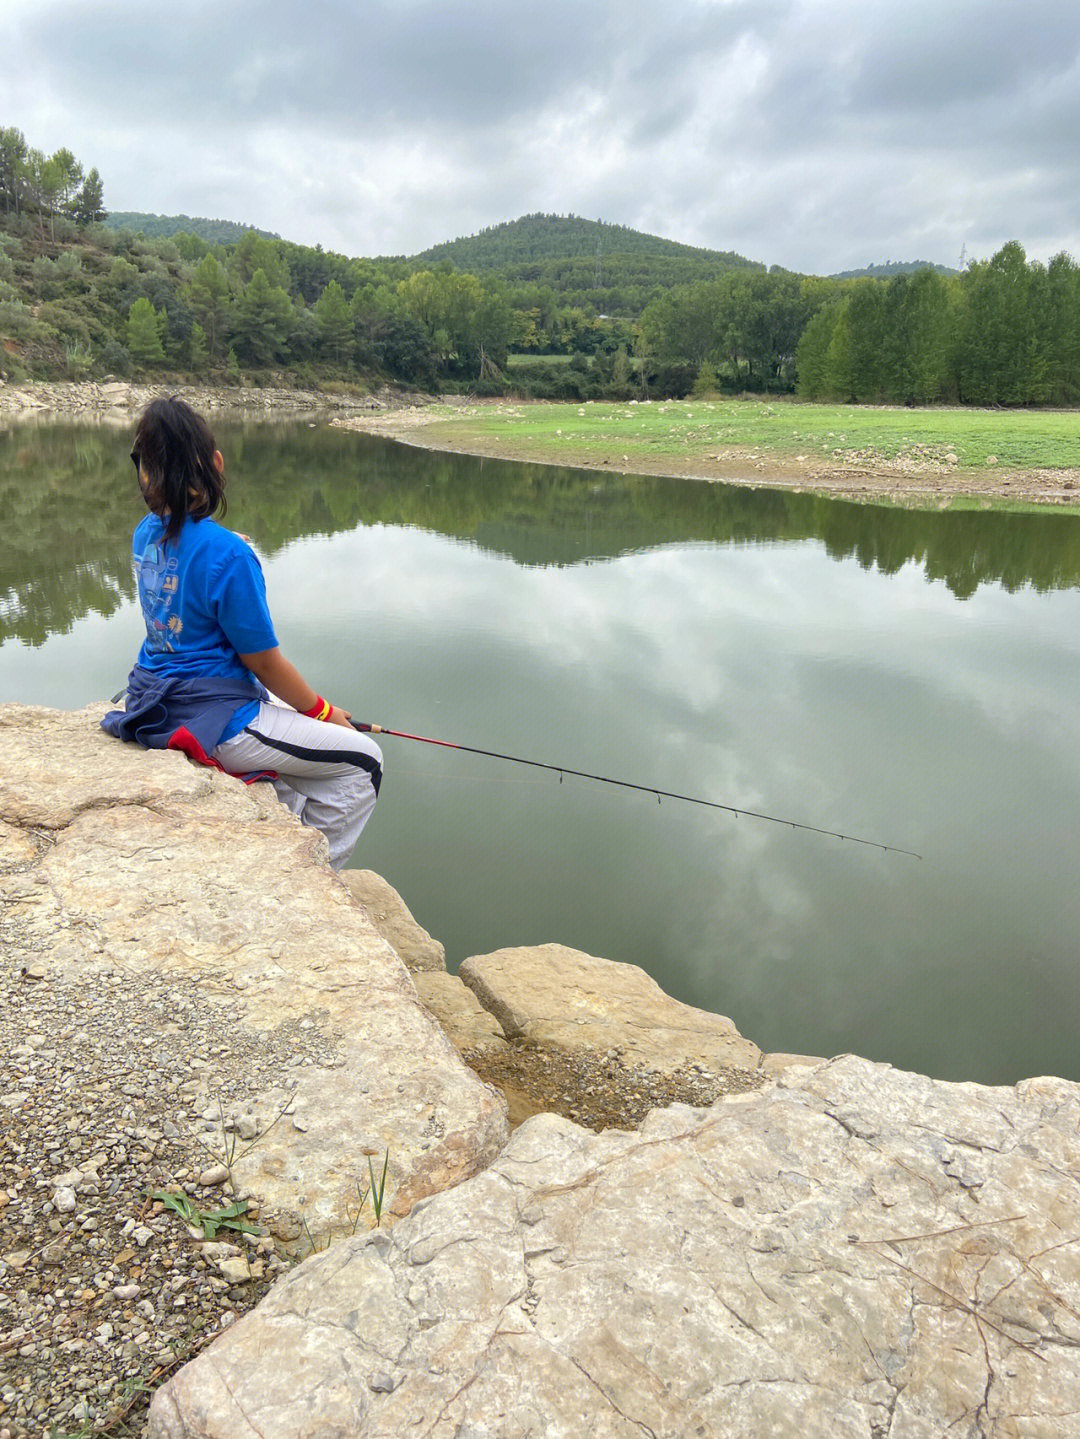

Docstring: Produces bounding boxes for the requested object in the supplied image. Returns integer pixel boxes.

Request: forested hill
[102,212,280,245]
[411,213,763,319]
[4,123,1074,406]
[831,260,957,280]
[415,213,755,271]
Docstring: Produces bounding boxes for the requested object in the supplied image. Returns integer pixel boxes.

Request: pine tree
[313,280,353,364]
[183,255,232,360]
[71,168,105,226]
[127,297,164,366]
[188,322,208,370]
[691,360,719,397]
[795,305,836,398]
[233,268,293,364]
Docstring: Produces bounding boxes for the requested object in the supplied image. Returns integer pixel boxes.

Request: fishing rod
[351,721,922,860]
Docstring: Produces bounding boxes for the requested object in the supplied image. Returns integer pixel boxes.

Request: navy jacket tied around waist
[100,666,268,756]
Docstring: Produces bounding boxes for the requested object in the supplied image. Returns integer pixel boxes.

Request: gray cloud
[4,0,1079,271]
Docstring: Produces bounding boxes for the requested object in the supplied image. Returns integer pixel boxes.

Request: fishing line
[352,721,922,859]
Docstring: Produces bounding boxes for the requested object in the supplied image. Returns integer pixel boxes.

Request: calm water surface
[4,419,1080,1086]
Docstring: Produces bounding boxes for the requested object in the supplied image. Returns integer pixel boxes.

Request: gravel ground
[1,816,764,1435]
[0,837,342,1439]
[465,1039,765,1132]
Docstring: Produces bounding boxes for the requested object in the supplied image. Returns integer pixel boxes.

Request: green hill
[831,260,957,280]
[102,212,279,245]
[411,213,763,318]
[415,213,755,270]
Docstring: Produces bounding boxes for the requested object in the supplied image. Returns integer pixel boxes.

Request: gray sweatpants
[214,702,383,869]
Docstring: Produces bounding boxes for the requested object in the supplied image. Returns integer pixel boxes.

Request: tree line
[2,124,1078,407]
[0,126,104,236]
[643,244,1080,407]
[795,244,1080,406]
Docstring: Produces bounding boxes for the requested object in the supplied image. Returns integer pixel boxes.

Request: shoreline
[0,379,394,426]
[332,398,1080,510]
[4,381,1079,508]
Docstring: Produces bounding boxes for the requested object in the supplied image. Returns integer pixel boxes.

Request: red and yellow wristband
[302,696,333,722]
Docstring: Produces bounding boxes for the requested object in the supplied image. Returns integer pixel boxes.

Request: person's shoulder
[192,518,264,580]
[192,518,255,557]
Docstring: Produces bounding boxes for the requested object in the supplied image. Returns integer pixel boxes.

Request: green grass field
[504,353,576,368]
[426,398,1080,473]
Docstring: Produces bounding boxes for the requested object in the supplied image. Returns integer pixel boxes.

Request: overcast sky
[5,0,1080,274]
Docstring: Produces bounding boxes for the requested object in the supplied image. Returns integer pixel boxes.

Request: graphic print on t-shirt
[135,539,183,652]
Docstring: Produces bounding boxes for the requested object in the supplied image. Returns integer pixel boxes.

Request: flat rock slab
[149,1054,1080,1437]
[0,704,507,1239]
[460,942,761,1073]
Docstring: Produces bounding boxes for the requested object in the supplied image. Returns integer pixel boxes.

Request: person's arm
[239,647,353,728]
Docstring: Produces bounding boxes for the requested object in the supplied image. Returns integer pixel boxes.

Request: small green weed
[149,1189,260,1239]
[302,1149,392,1253]
[367,1150,390,1226]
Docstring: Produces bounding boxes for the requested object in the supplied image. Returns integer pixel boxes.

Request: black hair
[131,395,227,544]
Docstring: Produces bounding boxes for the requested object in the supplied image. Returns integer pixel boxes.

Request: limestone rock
[0,703,507,1242]
[148,1055,1080,1437]
[339,868,446,971]
[460,942,761,1073]
[412,970,507,1055]
[0,703,214,827]
[758,1050,828,1076]
[0,818,37,869]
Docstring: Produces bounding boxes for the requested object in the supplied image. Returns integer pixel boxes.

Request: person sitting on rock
[101,394,382,869]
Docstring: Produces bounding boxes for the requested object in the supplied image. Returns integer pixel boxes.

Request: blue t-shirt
[133,513,278,743]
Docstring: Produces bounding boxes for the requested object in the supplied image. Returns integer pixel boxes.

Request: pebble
[217,1256,252,1284]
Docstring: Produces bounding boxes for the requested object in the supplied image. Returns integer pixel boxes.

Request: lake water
[4,418,1080,1086]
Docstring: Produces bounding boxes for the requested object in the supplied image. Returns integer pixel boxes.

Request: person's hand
[327,704,354,728]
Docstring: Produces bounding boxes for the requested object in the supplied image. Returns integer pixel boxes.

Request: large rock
[148,1054,1080,1436]
[340,868,446,971]
[0,703,507,1240]
[460,942,761,1073]
[412,970,508,1055]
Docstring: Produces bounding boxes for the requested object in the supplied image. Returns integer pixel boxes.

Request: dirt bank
[334,400,1080,509]
[0,379,399,426]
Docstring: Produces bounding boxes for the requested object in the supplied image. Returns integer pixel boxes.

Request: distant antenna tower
[958,242,968,271]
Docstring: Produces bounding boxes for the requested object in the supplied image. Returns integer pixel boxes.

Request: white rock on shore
[460,942,762,1073]
[340,868,447,972]
[0,379,388,423]
[6,698,1080,1437]
[148,1053,1080,1437]
[0,702,507,1245]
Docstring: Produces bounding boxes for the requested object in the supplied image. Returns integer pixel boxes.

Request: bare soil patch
[465,1039,764,1132]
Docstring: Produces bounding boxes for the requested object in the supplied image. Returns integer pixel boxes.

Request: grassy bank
[429,398,1080,470]
[339,397,1080,510]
